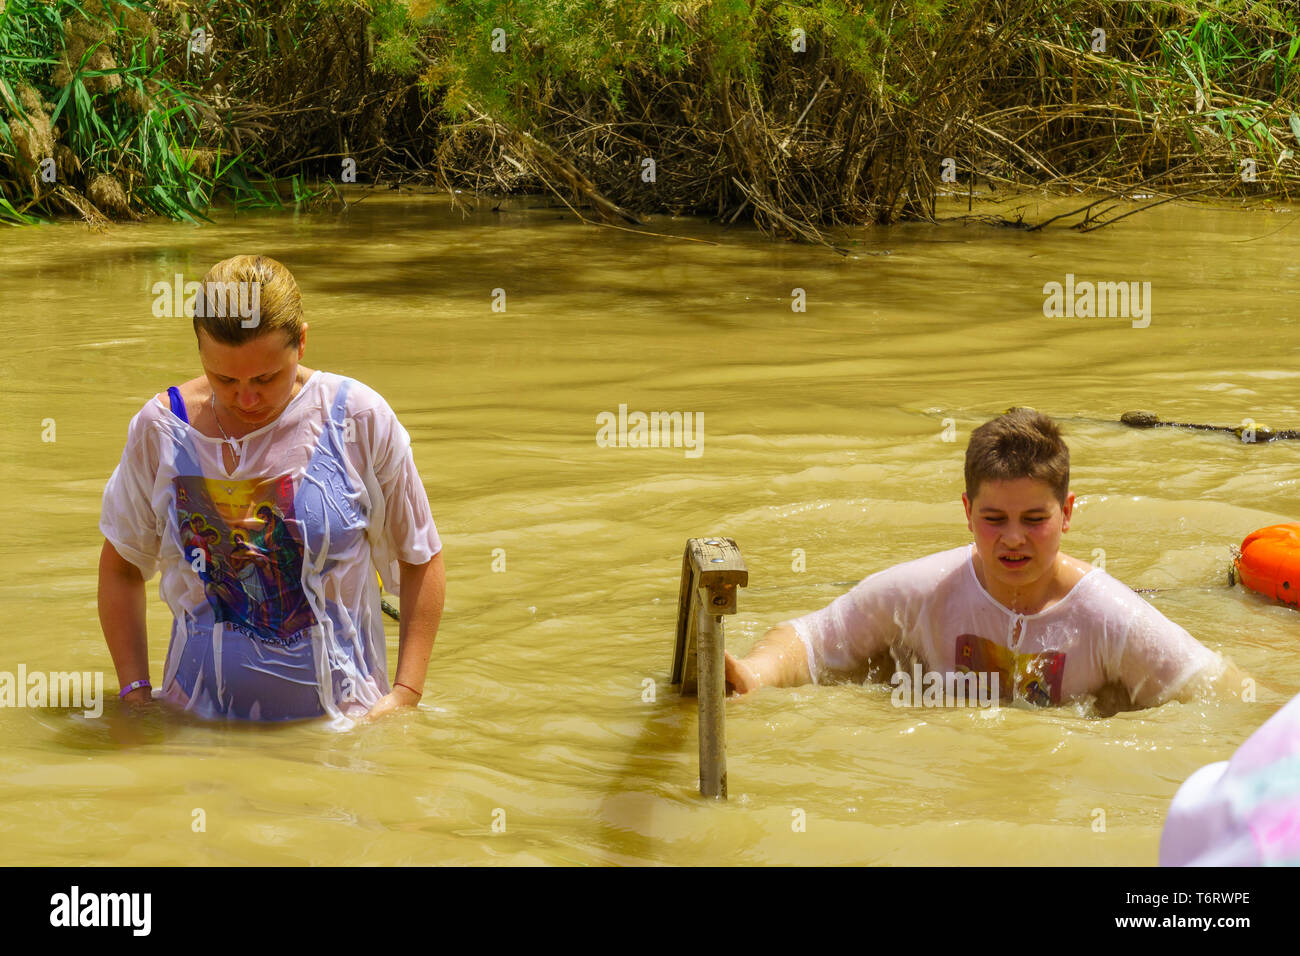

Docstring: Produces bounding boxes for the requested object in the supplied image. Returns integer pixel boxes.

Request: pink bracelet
[119,679,151,699]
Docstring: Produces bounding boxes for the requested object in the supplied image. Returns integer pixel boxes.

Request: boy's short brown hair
[964,408,1070,505]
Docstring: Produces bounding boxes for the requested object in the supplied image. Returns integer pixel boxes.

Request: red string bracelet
[394,681,423,698]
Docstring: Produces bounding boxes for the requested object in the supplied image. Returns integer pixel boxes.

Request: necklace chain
[211,391,243,457]
[208,372,306,458]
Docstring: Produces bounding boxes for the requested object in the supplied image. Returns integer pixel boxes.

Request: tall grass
[0,0,289,225]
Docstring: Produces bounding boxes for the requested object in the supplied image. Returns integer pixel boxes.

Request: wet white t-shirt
[785,545,1221,707]
[99,370,442,724]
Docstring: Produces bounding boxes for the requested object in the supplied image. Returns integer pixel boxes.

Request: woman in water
[97,255,445,724]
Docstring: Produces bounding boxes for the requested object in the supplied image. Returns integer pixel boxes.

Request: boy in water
[725,409,1244,708]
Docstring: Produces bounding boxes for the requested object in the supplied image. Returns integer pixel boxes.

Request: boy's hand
[724,651,762,697]
[1204,658,1255,702]
[1168,656,1256,706]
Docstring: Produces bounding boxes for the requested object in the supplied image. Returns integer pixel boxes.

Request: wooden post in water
[671,537,748,799]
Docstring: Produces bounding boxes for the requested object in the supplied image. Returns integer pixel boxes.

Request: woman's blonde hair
[192,255,303,349]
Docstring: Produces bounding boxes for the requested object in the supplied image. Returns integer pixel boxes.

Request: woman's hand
[120,685,155,710]
[362,683,422,721]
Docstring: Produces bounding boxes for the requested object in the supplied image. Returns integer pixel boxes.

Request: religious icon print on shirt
[174,473,318,646]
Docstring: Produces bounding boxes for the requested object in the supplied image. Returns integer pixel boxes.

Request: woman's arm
[364,551,445,719]
[394,552,445,694]
[97,539,152,705]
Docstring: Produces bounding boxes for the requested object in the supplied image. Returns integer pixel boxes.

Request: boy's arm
[725,557,922,695]
[1114,590,1251,707]
[726,624,810,694]
[1167,655,1252,704]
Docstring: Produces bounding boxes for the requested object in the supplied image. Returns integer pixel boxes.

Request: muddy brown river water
[1,190,1297,864]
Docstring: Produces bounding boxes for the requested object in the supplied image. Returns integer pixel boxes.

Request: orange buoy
[1234,524,1300,607]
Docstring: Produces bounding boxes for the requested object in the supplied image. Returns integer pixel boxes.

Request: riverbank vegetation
[2,0,1298,243]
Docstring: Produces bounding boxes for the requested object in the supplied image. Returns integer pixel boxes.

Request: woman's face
[198,327,306,427]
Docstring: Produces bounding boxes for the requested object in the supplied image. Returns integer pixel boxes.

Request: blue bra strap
[167,385,189,423]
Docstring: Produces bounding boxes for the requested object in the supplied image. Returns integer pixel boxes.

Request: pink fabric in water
[1161,693,1300,866]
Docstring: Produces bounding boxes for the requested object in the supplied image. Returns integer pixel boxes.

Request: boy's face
[962,477,1074,588]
